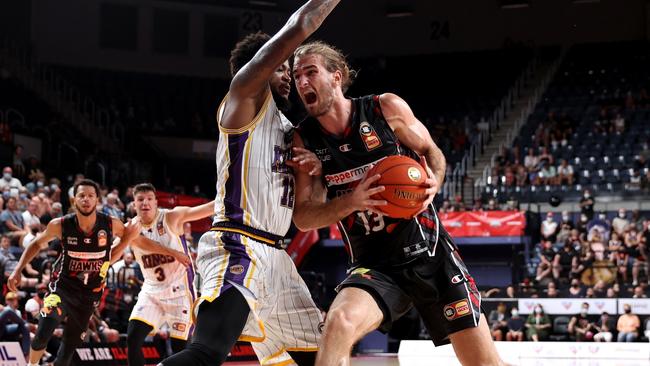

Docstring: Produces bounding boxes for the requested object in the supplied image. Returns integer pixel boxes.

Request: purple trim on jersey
[224,132,249,224]
[179,235,196,302]
[218,232,251,296]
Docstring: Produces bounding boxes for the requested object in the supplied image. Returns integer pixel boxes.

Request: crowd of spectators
[0,149,199,359]
[487,298,650,343]
[534,204,649,288]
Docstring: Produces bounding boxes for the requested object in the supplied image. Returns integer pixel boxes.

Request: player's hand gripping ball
[366,155,428,219]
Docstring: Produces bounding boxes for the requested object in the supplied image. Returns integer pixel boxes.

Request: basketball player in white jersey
[159,2,342,366]
[127,183,214,366]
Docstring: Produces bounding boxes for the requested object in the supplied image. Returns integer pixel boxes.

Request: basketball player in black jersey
[291,43,504,365]
[8,179,189,366]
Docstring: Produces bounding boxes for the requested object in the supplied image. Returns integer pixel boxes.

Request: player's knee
[31,333,48,351]
[324,307,358,339]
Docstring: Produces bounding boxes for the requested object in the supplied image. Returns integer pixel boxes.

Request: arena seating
[481,41,650,204]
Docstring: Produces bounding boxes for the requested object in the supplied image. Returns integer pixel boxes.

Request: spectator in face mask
[525,304,551,341]
[569,302,596,341]
[506,307,525,341]
[541,212,559,243]
[612,209,630,237]
[577,214,590,236]
[580,190,595,220]
[587,211,611,242]
[617,304,640,342]
[557,211,574,244]
[593,312,615,342]
[0,167,23,191]
[566,279,584,298]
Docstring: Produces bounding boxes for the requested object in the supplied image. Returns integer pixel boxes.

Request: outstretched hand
[416,156,438,216]
[123,217,142,243]
[7,270,21,292]
[287,147,322,176]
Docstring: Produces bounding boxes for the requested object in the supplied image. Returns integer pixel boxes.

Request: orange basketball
[366,155,428,219]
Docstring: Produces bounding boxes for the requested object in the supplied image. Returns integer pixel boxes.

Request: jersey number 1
[280,175,295,208]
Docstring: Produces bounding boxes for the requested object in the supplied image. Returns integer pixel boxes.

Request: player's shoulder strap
[60,213,76,237]
[217,92,274,135]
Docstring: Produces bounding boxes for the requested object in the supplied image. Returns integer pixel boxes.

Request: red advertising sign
[439,211,526,237]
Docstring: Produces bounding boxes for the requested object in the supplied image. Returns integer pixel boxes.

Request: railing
[474,48,568,196]
[442,54,537,200]
[0,37,123,149]
[4,108,26,128]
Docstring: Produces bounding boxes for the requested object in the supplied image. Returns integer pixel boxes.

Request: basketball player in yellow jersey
[159,2,341,366]
[127,183,212,366]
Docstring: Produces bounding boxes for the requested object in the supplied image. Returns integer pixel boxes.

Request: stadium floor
[223,355,650,365]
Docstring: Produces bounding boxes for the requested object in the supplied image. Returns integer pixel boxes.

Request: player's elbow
[292,208,315,232]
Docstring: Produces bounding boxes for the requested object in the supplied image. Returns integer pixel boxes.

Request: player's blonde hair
[294,41,356,93]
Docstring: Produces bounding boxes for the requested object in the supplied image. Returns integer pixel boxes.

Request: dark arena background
[1,0,650,365]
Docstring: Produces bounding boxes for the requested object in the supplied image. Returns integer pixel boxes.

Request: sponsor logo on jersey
[451,275,463,284]
[339,144,352,152]
[324,158,384,187]
[272,145,291,174]
[359,121,382,151]
[172,322,187,332]
[69,259,104,272]
[157,222,165,236]
[314,148,331,161]
[67,237,78,245]
[141,254,175,269]
[68,250,107,259]
[100,262,110,279]
[443,299,471,321]
[98,230,108,247]
[407,167,422,182]
[229,264,245,275]
[83,238,92,244]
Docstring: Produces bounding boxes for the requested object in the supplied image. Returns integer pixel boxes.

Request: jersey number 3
[155,267,166,281]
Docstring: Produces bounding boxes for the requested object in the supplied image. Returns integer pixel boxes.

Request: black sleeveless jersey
[50,212,113,298]
[298,95,444,268]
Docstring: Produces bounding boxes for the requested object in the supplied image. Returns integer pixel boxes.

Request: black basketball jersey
[50,213,113,298]
[298,95,444,268]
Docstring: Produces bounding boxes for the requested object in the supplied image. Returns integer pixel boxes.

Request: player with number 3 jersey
[127,183,213,366]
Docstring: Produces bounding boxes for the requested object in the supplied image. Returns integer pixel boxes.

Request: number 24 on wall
[430,20,450,41]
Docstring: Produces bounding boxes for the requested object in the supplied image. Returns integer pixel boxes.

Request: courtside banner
[518,298,617,315]
[72,342,162,366]
[0,342,25,366]
[439,211,526,237]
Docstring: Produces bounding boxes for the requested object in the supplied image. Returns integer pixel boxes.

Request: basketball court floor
[224,355,650,365]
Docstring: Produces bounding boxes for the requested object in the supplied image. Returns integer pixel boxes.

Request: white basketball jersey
[213,93,294,236]
[133,209,195,297]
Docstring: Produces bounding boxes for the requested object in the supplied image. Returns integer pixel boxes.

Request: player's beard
[75,203,96,217]
[271,89,292,113]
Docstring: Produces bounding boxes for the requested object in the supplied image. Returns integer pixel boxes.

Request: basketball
[366,155,429,219]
